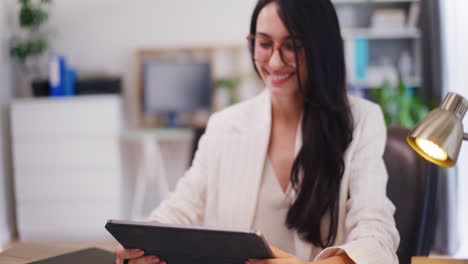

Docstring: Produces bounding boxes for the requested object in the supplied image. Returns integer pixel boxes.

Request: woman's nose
[268,48,286,70]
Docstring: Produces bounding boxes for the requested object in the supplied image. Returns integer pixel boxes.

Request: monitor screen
[143,60,212,114]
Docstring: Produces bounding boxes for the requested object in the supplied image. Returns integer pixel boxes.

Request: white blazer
[150,90,400,264]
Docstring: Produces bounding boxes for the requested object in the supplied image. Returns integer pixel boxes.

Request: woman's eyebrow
[255,32,272,38]
[255,32,300,41]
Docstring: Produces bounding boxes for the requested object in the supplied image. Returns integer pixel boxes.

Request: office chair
[189,127,206,165]
[384,126,439,264]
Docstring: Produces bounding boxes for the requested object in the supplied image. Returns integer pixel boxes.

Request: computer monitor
[143,60,212,126]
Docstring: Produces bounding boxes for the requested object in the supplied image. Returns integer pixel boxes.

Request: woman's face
[254,2,307,99]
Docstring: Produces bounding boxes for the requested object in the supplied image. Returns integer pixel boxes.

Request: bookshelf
[341,27,420,39]
[334,0,422,93]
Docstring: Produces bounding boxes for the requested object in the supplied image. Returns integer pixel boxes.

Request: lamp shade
[407,92,468,167]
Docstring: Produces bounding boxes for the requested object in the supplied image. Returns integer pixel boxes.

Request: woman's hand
[115,244,165,264]
[246,247,310,264]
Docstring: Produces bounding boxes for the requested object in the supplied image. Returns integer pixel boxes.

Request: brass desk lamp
[407,92,468,167]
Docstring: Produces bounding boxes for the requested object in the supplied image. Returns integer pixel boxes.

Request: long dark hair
[249,0,354,248]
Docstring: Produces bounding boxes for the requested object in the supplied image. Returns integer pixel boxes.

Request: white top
[252,159,298,258]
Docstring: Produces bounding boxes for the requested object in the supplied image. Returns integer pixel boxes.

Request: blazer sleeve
[148,113,221,225]
[315,104,400,264]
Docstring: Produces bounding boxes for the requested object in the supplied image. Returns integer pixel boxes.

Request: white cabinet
[11,95,123,241]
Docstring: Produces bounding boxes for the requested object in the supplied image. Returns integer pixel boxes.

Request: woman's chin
[267,85,298,98]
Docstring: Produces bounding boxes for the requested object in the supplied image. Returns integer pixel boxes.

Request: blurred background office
[0,0,466,261]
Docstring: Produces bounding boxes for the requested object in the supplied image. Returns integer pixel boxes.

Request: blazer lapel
[237,114,271,229]
[219,90,271,230]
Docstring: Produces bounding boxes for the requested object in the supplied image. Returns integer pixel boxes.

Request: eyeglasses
[247,33,303,66]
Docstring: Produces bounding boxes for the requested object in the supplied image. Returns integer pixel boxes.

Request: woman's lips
[268,72,295,85]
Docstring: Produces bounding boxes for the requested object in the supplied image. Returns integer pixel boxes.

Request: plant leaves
[10,39,48,63]
[20,6,48,28]
[369,72,430,128]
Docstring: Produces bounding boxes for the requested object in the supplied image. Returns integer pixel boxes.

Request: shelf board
[349,77,421,88]
[342,27,421,39]
[406,77,422,87]
[332,0,419,4]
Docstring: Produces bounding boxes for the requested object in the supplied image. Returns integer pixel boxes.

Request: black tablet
[105,219,274,264]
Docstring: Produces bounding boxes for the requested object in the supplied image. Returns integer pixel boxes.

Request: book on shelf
[407,2,420,28]
[344,37,369,85]
[371,8,407,29]
[354,38,369,83]
[344,39,356,84]
[344,38,369,83]
[345,38,373,100]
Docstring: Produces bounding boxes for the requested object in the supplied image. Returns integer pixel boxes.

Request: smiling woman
[116,1,399,264]
[247,0,352,250]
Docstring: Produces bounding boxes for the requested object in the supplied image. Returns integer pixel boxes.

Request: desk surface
[2,243,468,264]
[412,257,468,264]
[0,241,117,264]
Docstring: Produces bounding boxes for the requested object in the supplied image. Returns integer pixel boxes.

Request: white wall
[440,0,468,258]
[5,0,257,126]
[47,0,255,72]
[0,0,15,251]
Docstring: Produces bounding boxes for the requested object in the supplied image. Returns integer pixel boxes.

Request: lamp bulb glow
[415,138,448,161]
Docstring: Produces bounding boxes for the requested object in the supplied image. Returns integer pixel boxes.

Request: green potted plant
[10,0,52,96]
[370,73,429,129]
[214,78,238,110]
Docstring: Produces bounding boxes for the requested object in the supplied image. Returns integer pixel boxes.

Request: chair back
[384,126,438,264]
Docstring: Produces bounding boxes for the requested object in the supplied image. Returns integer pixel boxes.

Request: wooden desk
[3,243,467,264]
[0,241,117,264]
[413,257,468,264]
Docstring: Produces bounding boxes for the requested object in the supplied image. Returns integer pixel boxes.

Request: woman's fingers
[128,255,163,264]
[114,244,166,264]
[115,244,145,259]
